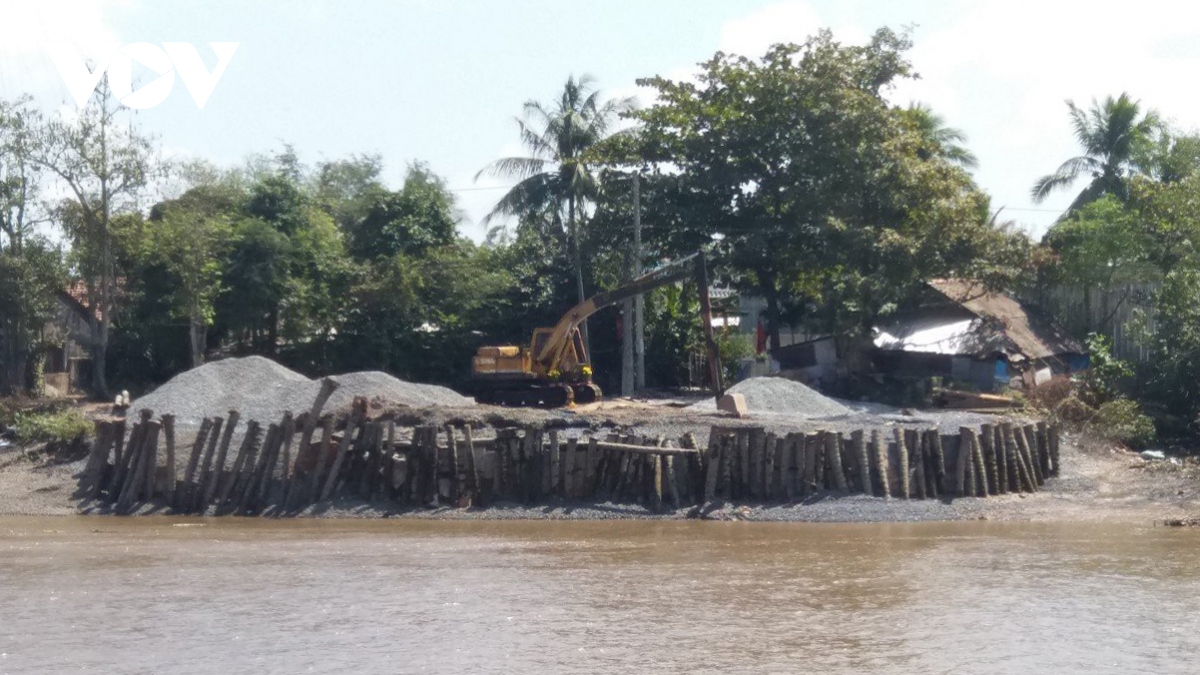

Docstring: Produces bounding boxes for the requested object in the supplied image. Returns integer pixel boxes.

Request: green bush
[1087,397,1157,449]
[12,409,93,445]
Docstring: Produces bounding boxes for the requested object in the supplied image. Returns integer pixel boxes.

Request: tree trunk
[759,269,782,352]
[189,316,206,369]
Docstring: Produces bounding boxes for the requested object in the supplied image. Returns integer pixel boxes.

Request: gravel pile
[325,371,474,410]
[132,357,472,425]
[690,376,852,417]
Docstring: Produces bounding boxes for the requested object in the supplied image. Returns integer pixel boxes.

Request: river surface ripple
[1,517,1198,674]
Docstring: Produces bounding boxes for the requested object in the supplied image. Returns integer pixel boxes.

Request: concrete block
[717,393,748,417]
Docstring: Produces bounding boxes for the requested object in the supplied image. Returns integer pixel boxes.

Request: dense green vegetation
[3,26,1200,443]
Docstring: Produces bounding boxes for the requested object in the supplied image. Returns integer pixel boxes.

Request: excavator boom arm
[534,251,725,399]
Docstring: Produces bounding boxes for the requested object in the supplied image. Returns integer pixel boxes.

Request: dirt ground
[2,397,1199,524]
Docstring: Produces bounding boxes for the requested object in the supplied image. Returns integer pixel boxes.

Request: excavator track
[474,383,574,408]
[570,383,602,405]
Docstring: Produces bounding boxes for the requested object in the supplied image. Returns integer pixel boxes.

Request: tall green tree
[142,164,241,367]
[477,75,634,347]
[33,81,157,396]
[1031,93,1161,211]
[633,29,1002,349]
[903,102,978,169]
[0,95,54,394]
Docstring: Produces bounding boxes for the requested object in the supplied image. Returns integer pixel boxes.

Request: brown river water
[1,517,1198,674]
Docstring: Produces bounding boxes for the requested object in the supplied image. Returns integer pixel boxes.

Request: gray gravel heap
[132,356,472,425]
[690,376,852,417]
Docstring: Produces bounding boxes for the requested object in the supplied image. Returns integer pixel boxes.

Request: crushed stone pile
[132,356,473,425]
[690,376,852,417]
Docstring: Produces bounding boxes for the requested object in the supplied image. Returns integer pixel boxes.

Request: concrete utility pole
[621,173,639,396]
[633,172,645,392]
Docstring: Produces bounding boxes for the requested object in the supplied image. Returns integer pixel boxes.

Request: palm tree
[477,75,634,345]
[905,103,978,169]
[1031,93,1161,211]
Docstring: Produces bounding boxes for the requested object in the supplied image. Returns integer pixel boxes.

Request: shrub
[1087,397,1157,449]
[12,409,93,445]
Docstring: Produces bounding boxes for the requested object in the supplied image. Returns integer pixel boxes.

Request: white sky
[3,0,1200,242]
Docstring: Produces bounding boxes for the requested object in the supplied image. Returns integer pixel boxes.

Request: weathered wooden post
[178,418,212,509]
[202,411,240,510]
[870,429,889,499]
[1048,423,1061,477]
[957,427,977,497]
[160,414,177,504]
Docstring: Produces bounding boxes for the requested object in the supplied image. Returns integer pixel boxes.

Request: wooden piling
[957,427,976,497]
[872,429,889,499]
[178,418,212,509]
[203,411,240,510]
[822,431,847,493]
[321,403,364,502]
[161,414,177,504]
[894,428,909,499]
[1024,425,1044,485]
[1048,423,1061,477]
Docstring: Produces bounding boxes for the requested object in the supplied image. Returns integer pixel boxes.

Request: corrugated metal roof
[875,318,995,356]
[926,279,1084,359]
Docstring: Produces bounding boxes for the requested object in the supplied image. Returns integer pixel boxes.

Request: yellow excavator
[471,251,725,407]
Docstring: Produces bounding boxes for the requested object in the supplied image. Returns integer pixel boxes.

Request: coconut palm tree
[905,102,978,169]
[478,75,634,331]
[1031,93,1161,211]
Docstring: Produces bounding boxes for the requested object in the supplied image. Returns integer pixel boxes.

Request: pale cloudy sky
[3,0,1199,241]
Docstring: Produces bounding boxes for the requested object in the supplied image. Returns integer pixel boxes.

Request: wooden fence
[78,403,1060,515]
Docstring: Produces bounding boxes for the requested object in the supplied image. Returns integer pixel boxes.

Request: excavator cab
[530,327,589,381]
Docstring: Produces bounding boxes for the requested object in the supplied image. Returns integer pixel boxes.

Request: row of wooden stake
[79,396,1060,514]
